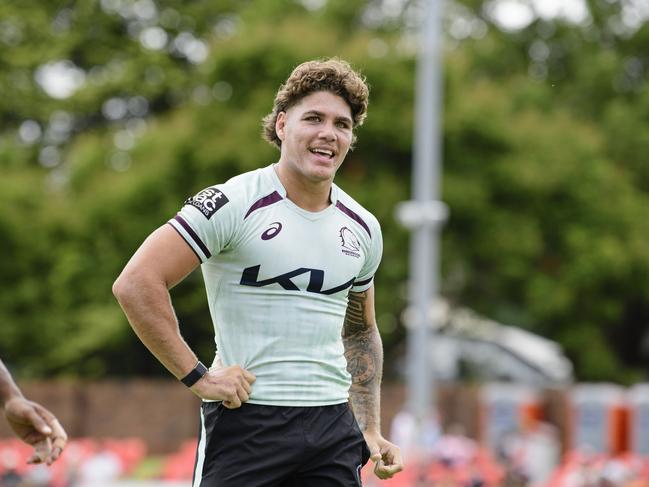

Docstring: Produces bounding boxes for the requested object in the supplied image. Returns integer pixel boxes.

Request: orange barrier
[569,384,627,454]
[162,439,198,481]
[479,383,543,451]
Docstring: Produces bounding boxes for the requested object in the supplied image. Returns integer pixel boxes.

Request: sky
[489,0,649,31]
[487,0,589,31]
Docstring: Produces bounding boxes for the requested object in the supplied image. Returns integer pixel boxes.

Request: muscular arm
[342,286,383,433]
[112,224,202,379]
[112,224,255,406]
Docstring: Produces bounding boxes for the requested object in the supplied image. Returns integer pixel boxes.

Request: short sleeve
[351,220,383,292]
[167,185,239,262]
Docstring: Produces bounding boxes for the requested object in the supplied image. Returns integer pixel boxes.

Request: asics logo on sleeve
[240,265,355,295]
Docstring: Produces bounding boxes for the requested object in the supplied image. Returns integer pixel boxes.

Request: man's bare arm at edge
[112,224,255,408]
[1,359,67,465]
[342,286,403,479]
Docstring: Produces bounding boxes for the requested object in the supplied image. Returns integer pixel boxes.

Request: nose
[318,121,337,141]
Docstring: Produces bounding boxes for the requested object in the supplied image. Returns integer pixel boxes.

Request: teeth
[311,148,333,157]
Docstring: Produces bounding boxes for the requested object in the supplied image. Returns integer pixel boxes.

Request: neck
[274,163,332,212]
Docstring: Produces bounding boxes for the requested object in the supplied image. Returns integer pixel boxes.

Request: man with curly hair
[113,58,402,485]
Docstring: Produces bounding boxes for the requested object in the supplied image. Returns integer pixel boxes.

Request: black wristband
[180,361,208,387]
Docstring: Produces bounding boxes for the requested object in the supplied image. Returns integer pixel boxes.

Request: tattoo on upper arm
[343,291,369,337]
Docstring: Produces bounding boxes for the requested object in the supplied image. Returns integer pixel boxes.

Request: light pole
[396,0,448,447]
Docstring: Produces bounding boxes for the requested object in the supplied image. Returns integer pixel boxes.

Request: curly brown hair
[262,58,369,149]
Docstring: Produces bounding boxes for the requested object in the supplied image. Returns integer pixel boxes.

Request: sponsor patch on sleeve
[185,187,229,219]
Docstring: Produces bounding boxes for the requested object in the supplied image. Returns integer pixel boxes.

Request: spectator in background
[431,423,478,467]
[0,359,67,465]
[498,417,560,487]
[0,450,22,487]
[598,457,632,487]
[390,407,441,463]
[76,443,122,487]
[431,423,486,487]
[20,464,53,487]
[520,421,560,486]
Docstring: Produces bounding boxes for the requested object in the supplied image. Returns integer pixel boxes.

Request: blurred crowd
[0,438,145,487]
[3,421,649,487]
[359,410,649,487]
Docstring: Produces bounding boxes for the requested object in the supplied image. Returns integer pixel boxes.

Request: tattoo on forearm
[343,291,383,431]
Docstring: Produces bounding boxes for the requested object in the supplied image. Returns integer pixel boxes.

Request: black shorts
[192,402,372,487]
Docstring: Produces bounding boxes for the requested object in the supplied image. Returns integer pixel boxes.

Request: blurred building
[400,300,574,386]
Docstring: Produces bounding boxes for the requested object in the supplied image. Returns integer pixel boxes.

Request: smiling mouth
[309,148,335,159]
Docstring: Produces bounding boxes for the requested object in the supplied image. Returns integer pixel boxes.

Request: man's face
[276,90,353,184]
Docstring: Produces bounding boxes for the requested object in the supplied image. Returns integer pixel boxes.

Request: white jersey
[168,164,382,406]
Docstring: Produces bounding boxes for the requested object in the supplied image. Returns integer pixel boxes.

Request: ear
[275,112,286,142]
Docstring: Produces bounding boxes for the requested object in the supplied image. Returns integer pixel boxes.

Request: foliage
[0,0,648,382]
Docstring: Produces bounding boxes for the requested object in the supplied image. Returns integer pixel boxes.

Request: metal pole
[396,0,448,448]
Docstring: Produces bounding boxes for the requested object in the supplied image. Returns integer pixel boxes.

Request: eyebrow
[303,110,353,126]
